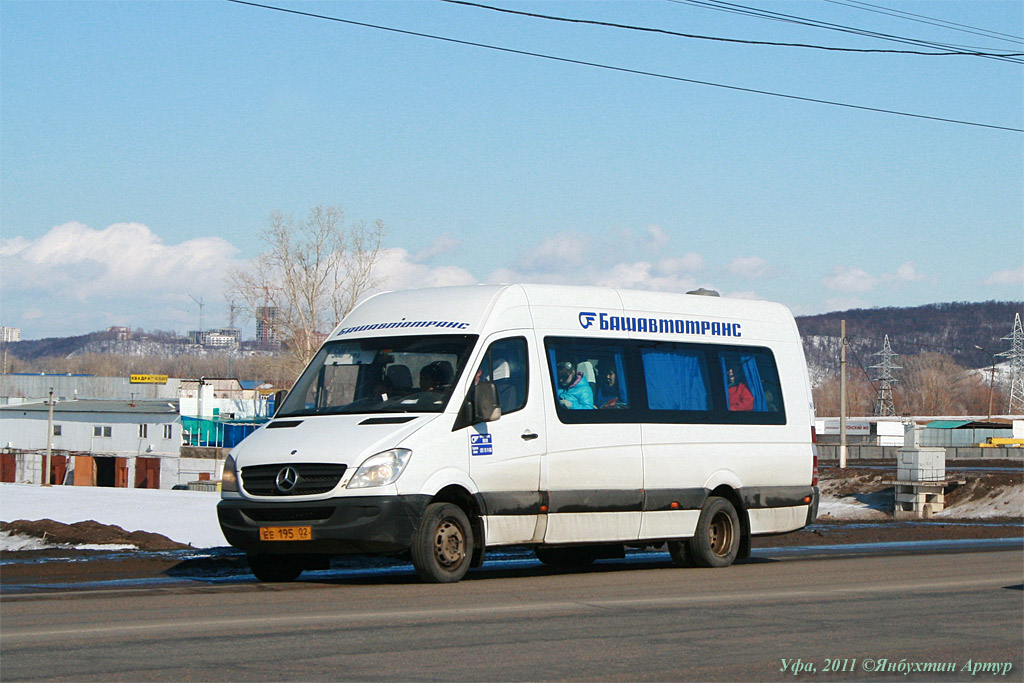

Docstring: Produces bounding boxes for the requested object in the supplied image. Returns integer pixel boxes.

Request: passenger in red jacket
[727,367,754,411]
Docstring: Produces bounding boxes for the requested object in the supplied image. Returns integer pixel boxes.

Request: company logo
[576,310,742,338]
[335,320,471,336]
[275,466,299,493]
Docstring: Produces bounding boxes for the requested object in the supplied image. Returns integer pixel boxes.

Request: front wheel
[248,554,304,582]
[689,496,741,568]
[410,503,474,583]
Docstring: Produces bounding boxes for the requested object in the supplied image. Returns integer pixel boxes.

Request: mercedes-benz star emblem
[275,466,299,493]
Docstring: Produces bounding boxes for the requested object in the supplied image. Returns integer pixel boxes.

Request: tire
[248,554,304,582]
[535,546,597,569]
[410,503,474,583]
[689,496,741,568]
[667,539,696,567]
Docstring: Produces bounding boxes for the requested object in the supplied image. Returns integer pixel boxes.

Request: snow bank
[2,478,1019,553]
[0,483,227,548]
[934,484,1024,519]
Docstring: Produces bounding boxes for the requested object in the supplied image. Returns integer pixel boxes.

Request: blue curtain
[643,351,708,410]
[721,354,767,411]
[614,354,629,405]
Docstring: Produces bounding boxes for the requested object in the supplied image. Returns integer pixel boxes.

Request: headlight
[221,454,239,492]
[347,449,412,489]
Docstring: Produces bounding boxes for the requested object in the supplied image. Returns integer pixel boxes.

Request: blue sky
[2,0,1021,339]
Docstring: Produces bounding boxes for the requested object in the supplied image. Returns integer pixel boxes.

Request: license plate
[259,526,312,542]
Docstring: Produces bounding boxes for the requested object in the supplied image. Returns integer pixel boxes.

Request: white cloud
[657,253,704,274]
[986,266,1023,287]
[594,261,704,293]
[823,266,877,293]
[2,222,239,300]
[414,234,461,262]
[371,248,476,292]
[517,232,589,271]
[893,261,925,282]
[0,221,245,337]
[645,225,670,248]
[726,256,771,279]
[879,260,926,285]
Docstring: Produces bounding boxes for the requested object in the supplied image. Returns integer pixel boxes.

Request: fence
[181,417,267,449]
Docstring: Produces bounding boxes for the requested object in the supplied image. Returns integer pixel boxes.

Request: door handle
[521,431,540,441]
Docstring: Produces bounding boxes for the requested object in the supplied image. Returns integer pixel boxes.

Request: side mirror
[272,389,288,417]
[473,381,501,423]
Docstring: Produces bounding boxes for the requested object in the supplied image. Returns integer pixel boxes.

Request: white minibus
[218,284,819,582]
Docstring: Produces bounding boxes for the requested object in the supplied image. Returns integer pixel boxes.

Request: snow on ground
[816,493,891,521]
[0,483,226,549]
[935,484,1024,519]
[1,478,1021,552]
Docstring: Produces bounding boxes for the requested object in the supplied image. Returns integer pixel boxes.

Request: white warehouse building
[0,399,219,489]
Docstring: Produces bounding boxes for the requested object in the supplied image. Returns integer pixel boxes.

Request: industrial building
[0,399,210,488]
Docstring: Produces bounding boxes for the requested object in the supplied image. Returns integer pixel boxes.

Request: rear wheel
[689,496,741,568]
[667,539,696,567]
[248,554,304,582]
[411,503,474,583]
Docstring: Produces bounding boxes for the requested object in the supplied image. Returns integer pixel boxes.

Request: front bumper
[217,494,431,555]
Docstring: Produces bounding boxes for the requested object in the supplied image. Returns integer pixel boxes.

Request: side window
[640,346,711,412]
[719,350,784,414]
[545,338,631,417]
[474,337,528,414]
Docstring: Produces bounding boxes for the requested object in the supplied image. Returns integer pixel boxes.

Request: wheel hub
[434,520,465,567]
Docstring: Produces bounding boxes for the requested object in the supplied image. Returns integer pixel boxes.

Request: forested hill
[4,301,1022,380]
[796,300,1022,382]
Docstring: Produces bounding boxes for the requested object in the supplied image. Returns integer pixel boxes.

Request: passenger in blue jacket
[556,361,594,409]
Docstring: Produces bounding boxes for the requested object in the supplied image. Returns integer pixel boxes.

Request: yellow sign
[130,374,168,384]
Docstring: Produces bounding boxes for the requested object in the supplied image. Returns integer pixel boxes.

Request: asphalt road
[2,548,1021,681]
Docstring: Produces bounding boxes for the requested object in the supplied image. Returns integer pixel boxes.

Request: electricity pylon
[870,335,900,416]
[997,313,1024,414]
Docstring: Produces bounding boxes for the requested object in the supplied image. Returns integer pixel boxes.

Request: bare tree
[896,352,991,416]
[226,205,386,369]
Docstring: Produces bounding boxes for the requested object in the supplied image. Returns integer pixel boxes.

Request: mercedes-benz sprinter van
[218,284,819,583]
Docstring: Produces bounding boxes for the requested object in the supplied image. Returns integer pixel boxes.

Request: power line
[671,0,1023,64]
[441,0,1022,57]
[225,0,1023,133]
[824,0,1024,46]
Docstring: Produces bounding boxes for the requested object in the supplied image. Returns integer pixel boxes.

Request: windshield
[277,335,477,417]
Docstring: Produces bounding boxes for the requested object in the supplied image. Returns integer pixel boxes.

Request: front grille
[242,507,335,523]
[241,463,348,496]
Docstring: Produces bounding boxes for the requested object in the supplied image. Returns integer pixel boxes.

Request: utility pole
[840,320,848,469]
[974,345,996,420]
[43,387,54,487]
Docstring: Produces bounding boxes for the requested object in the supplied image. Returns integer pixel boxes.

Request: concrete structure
[0,399,218,489]
[1,327,21,343]
[891,428,947,519]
